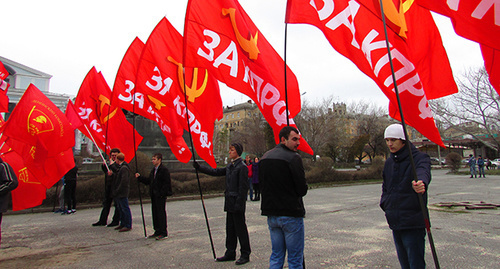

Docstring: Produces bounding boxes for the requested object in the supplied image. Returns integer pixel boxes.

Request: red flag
[74,67,143,162]
[64,100,84,129]
[416,0,500,94]
[2,84,75,155]
[112,36,192,164]
[137,18,224,166]
[286,0,445,146]
[0,61,9,112]
[184,0,314,155]
[1,151,46,211]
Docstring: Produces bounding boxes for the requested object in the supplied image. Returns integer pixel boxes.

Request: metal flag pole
[378,1,440,268]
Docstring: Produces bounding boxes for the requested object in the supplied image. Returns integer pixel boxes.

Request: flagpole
[284,22,290,127]
[83,125,109,172]
[180,64,217,260]
[378,1,440,268]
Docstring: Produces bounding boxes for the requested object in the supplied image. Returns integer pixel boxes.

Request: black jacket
[259,144,308,218]
[198,158,248,213]
[137,163,172,198]
[112,162,131,198]
[0,159,18,213]
[380,142,431,230]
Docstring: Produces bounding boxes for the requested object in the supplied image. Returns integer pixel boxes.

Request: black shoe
[156,234,168,240]
[92,222,106,226]
[235,257,250,265]
[148,233,160,239]
[216,255,236,262]
[107,222,120,227]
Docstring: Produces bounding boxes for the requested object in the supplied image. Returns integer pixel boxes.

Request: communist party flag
[1,150,46,211]
[112,35,192,164]
[1,84,75,188]
[286,0,446,146]
[0,61,10,112]
[65,99,84,129]
[134,17,223,167]
[184,0,314,155]
[416,0,500,94]
[74,67,143,163]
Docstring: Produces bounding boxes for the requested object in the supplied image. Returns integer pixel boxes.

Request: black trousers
[151,195,168,236]
[64,180,77,211]
[224,211,251,258]
[98,185,120,224]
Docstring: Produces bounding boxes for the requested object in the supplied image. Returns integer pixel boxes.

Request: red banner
[0,61,9,112]
[74,67,143,162]
[184,0,314,154]
[286,0,446,146]
[416,0,500,94]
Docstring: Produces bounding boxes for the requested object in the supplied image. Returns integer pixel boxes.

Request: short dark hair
[230,143,243,156]
[279,126,299,141]
[116,153,125,161]
[110,148,121,154]
[153,153,163,160]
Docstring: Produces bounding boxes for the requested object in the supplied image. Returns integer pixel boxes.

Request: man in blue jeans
[381,124,431,269]
[259,126,308,269]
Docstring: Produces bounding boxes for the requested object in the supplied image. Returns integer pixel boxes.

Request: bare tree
[230,112,271,157]
[430,68,500,151]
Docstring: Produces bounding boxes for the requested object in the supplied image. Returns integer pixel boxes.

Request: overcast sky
[1,0,485,108]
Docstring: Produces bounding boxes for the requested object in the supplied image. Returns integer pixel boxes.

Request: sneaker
[54,209,64,213]
[62,210,72,215]
[119,227,132,232]
[156,234,168,240]
[71,209,76,213]
[148,233,160,239]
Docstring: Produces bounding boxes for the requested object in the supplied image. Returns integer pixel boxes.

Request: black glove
[193,161,200,170]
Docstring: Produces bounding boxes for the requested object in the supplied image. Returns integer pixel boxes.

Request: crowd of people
[0,124,446,268]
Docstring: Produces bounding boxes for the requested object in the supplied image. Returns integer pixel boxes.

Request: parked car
[82,158,93,164]
[490,158,500,168]
[430,158,445,165]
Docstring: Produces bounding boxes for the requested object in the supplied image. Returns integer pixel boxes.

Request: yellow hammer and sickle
[167,56,208,103]
[222,8,260,60]
[382,0,415,38]
[147,95,167,110]
[98,95,118,124]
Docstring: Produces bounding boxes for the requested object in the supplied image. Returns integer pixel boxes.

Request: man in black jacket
[113,153,132,232]
[93,148,120,227]
[381,123,431,269]
[136,153,172,240]
[193,143,251,265]
[0,158,18,247]
[259,126,308,269]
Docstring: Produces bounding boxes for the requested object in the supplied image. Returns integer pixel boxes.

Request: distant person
[136,153,172,240]
[259,126,308,269]
[0,158,18,247]
[93,148,121,227]
[380,123,431,269]
[193,143,251,265]
[468,154,477,178]
[245,156,254,201]
[113,153,132,232]
[63,164,78,215]
[477,155,485,178]
[54,177,65,213]
[251,157,260,201]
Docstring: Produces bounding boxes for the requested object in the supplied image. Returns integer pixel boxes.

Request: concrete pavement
[0,169,498,268]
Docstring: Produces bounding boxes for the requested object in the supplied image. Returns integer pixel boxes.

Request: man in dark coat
[136,153,172,240]
[193,143,251,265]
[113,153,132,232]
[93,148,121,226]
[380,123,431,269]
[0,158,18,247]
[259,126,308,269]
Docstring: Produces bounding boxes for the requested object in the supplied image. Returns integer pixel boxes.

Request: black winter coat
[380,142,431,230]
[112,162,131,198]
[198,158,248,213]
[137,163,172,198]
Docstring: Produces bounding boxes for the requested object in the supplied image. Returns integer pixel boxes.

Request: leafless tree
[430,68,500,151]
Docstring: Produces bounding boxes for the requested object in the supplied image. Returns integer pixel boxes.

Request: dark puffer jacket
[198,158,248,213]
[380,142,431,230]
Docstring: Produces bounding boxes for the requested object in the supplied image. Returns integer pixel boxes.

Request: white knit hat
[384,124,405,140]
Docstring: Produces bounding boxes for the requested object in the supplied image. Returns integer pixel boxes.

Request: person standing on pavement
[63,163,78,215]
[113,153,132,232]
[93,148,121,227]
[380,123,431,269]
[251,157,260,201]
[136,153,172,240]
[468,154,477,178]
[259,126,308,269]
[193,143,251,265]
[477,155,485,178]
[0,157,18,247]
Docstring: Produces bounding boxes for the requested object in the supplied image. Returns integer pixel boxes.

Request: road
[0,169,498,268]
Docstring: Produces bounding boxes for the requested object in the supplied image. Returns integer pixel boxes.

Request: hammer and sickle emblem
[382,0,415,38]
[222,7,260,60]
[147,95,168,110]
[98,95,118,124]
[167,56,208,103]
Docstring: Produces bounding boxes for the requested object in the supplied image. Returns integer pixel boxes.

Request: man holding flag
[0,157,18,246]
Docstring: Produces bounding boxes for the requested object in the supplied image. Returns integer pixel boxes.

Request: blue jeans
[470,165,477,177]
[392,229,426,269]
[267,216,304,269]
[115,197,132,229]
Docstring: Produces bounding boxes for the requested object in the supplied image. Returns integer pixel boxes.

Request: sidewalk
[0,169,498,268]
